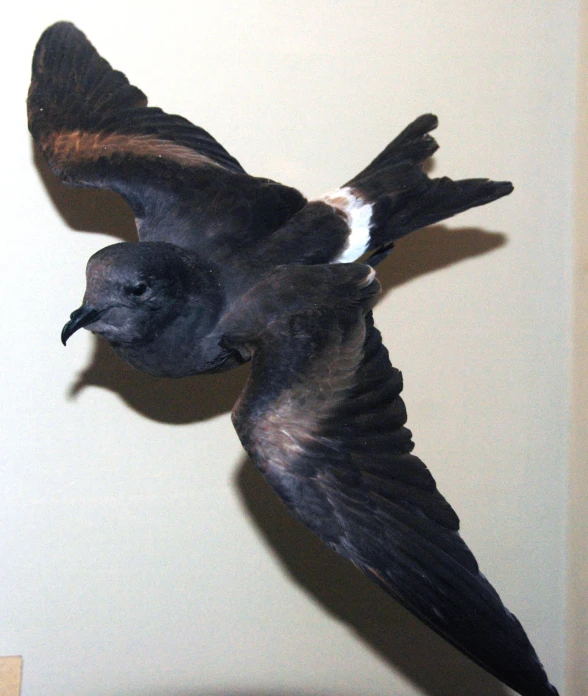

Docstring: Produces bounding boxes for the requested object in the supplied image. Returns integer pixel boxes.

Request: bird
[28,21,558,696]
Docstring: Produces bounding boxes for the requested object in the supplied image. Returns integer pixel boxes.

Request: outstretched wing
[222,263,557,696]
[28,22,306,256]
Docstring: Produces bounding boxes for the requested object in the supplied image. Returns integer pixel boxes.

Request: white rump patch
[322,186,373,263]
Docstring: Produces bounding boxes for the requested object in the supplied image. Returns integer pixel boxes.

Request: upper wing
[221,263,557,696]
[28,22,306,256]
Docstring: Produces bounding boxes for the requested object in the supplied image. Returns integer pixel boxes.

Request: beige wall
[2,2,580,695]
[569,2,588,694]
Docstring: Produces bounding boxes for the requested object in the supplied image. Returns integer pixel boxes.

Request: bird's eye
[127,282,148,297]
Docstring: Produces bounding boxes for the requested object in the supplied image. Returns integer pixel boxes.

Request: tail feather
[341,114,513,261]
[352,113,440,177]
[368,174,514,251]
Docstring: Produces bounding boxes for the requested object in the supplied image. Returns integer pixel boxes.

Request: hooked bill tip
[61,305,101,346]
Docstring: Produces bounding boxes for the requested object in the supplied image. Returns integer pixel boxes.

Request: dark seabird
[28,22,558,696]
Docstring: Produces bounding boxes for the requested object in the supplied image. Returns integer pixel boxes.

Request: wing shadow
[235,458,509,696]
[67,339,250,424]
[374,224,506,294]
[34,147,138,240]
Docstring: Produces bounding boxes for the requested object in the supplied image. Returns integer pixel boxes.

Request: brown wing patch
[243,315,367,473]
[44,129,223,172]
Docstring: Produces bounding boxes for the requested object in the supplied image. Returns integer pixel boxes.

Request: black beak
[61,305,102,345]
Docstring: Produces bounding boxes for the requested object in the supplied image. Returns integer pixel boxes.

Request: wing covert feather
[27,22,307,254]
[226,263,558,696]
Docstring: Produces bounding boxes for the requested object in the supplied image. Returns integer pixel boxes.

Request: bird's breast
[111,330,243,378]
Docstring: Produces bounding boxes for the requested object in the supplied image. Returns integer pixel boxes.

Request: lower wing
[220,263,557,696]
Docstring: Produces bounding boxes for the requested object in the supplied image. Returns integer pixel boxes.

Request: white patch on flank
[322,186,373,263]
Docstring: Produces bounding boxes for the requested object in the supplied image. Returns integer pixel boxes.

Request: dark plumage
[28,22,558,696]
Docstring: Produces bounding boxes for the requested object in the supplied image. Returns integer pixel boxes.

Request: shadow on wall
[35,147,509,696]
[34,147,139,241]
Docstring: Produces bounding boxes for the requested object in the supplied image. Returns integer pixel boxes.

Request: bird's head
[61,242,223,348]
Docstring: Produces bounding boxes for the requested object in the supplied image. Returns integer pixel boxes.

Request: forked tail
[325,114,513,265]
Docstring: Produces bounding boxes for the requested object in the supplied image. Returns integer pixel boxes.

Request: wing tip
[32,21,85,68]
[494,179,515,198]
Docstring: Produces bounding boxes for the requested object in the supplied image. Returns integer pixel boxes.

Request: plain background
[1,2,583,695]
